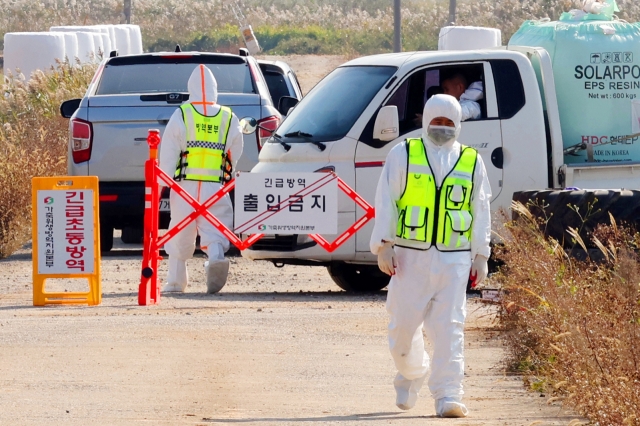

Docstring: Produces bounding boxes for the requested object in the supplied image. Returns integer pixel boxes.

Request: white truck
[242,45,640,292]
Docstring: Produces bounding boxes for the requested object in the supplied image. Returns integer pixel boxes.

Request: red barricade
[139,130,375,306]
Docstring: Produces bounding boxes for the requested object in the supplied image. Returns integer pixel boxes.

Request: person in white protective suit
[441,73,483,121]
[370,94,491,418]
[159,64,243,294]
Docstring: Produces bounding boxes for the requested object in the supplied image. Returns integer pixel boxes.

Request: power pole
[123,0,132,24]
[448,0,457,25]
[393,0,401,52]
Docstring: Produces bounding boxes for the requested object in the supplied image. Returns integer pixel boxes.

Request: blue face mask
[427,125,456,146]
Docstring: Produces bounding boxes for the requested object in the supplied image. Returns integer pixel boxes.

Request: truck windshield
[275,66,397,143]
[96,57,254,95]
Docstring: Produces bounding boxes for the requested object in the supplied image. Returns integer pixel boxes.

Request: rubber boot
[435,397,469,418]
[205,258,229,294]
[394,372,426,410]
[163,257,188,293]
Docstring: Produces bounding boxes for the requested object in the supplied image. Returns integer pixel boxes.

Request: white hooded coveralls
[159,65,243,285]
[370,95,491,402]
[460,81,483,121]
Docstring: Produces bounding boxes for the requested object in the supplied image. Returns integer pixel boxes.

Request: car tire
[327,262,390,292]
[121,227,143,244]
[100,222,114,253]
[512,189,640,247]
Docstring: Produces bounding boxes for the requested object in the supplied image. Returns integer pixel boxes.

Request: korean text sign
[234,172,337,235]
[36,188,95,274]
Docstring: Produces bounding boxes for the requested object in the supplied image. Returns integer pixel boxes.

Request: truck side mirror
[60,98,81,119]
[278,96,298,116]
[373,106,399,142]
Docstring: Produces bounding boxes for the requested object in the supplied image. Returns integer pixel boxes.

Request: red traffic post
[139,129,162,306]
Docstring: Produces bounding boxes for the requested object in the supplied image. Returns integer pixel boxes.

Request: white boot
[435,397,469,418]
[206,258,229,294]
[394,372,426,411]
[162,257,188,293]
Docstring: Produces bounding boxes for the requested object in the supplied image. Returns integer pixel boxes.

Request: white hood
[421,94,462,150]
[187,64,218,114]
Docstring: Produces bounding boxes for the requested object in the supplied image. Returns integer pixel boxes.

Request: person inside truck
[159,64,243,294]
[441,72,483,121]
[413,85,443,126]
[370,94,491,418]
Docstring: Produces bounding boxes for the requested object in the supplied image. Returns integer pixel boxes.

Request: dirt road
[0,242,579,425]
[0,56,584,425]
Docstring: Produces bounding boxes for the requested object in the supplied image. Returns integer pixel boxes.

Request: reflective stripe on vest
[395,138,477,252]
[175,103,232,182]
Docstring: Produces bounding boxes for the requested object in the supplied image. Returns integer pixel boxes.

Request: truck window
[261,69,290,110]
[385,69,429,134]
[490,59,525,119]
[276,66,397,144]
[96,56,255,95]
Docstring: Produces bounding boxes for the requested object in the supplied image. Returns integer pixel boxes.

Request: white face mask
[427,125,457,146]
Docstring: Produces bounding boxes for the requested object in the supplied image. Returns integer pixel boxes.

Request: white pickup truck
[242,45,640,292]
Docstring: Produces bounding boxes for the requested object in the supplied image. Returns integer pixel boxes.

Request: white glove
[470,255,488,288]
[377,241,397,276]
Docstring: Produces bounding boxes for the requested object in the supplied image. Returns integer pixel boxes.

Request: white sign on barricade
[234,172,338,235]
[36,189,95,274]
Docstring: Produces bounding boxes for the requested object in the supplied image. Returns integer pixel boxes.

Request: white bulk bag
[113,25,131,55]
[60,32,79,63]
[91,33,104,60]
[75,31,96,63]
[3,32,66,80]
[105,25,117,51]
[438,26,502,50]
[125,24,143,54]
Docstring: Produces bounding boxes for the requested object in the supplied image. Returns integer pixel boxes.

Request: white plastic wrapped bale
[91,33,104,61]
[123,24,143,54]
[113,25,131,55]
[50,25,112,59]
[59,32,79,63]
[99,33,112,57]
[106,25,117,52]
[75,31,96,63]
[50,25,102,34]
[3,32,66,80]
[438,26,502,50]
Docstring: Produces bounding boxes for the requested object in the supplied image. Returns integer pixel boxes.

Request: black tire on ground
[100,221,114,253]
[512,189,640,247]
[121,227,143,244]
[327,262,390,292]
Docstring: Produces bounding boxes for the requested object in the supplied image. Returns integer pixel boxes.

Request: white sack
[113,25,131,55]
[438,26,502,51]
[50,25,102,34]
[60,32,79,63]
[3,32,66,80]
[75,31,96,63]
[100,33,112,57]
[106,25,117,51]
[91,33,104,61]
[124,24,143,54]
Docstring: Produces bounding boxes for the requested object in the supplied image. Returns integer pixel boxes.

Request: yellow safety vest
[395,138,477,251]
[175,103,233,182]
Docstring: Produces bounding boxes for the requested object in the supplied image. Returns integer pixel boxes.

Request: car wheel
[100,222,114,253]
[121,227,143,244]
[327,262,390,292]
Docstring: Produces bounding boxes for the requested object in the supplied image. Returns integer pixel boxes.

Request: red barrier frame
[139,130,375,306]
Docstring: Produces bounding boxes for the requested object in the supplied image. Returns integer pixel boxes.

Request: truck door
[354,62,503,253]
